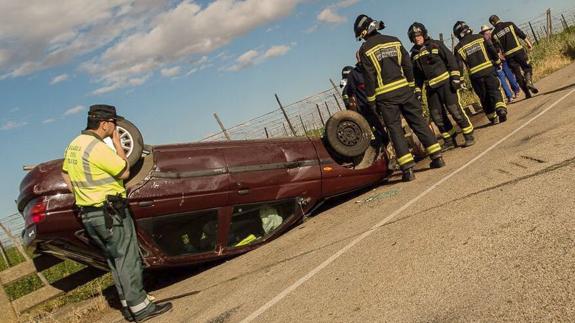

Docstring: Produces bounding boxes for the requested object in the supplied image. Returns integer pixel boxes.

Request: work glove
[450,78,462,91]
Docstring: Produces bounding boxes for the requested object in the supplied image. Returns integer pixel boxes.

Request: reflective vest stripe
[469,61,493,74]
[428,71,450,86]
[73,138,118,188]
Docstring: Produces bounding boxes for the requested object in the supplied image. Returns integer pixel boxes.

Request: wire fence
[516,7,575,44]
[201,86,345,142]
[0,213,24,248]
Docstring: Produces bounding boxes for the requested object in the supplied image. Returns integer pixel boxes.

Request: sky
[1,0,573,219]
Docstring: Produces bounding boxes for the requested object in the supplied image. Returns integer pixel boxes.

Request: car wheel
[104,119,144,167]
[324,110,372,158]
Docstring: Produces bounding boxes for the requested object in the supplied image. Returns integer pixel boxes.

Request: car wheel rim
[117,125,134,157]
[336,120,363,146]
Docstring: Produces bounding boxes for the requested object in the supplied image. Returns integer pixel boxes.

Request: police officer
[61,105,172,322]
[453,21,508,124]
[354,14,444,181]
[489,14,539,98]
[408,22,475,150]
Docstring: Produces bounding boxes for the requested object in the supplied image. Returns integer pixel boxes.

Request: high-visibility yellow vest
[62,131,127,207]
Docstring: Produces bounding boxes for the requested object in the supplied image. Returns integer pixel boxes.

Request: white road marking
[240,89,575,323]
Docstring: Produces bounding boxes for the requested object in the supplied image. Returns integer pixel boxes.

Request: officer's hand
[450,78,462,91]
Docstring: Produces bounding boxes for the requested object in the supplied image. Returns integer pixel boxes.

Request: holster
[104,194,128,229]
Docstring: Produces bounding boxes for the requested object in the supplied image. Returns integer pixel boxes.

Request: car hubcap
[337,120,363,146]
[117,125,134,157]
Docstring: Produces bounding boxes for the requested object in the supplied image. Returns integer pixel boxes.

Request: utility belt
[80,194,128,230]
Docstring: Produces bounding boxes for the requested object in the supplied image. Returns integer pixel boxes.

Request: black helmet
[341,66,353,79]
[453,21,472,40]
[489,15,500,26]
[408,22,428,43]
[354,14,385,41]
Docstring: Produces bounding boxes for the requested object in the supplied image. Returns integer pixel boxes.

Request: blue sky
[1,0,573,219]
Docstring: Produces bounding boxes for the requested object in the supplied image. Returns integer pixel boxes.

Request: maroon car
[17,113,389,270]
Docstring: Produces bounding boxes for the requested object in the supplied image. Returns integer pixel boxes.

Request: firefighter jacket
[359,33,415,103]
[491,21,528,57]
[454,33,501,79]
[410,39,460,90]
[344,64,369,109]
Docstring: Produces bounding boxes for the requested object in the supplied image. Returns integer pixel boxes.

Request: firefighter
[354,14,444,181]
[341,57,388,142]
[489,14,539,98]
[61,105,172,322]
[408,22,475,151]
[453,21,508,124]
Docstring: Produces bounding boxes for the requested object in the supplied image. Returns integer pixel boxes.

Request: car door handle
[138,201,154,207]
[237,189,250,195]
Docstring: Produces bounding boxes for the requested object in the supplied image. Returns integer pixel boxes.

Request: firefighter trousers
[506,50,533,96]
[375,90,442,170]
[359,104,390,146]
[470,73,507,121]
[426,82,474,140]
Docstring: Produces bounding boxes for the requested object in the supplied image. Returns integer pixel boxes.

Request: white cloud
[50,73,69,84]
[317,8,345,24]
[0,0,303,94]
[161,66,181,77]
[0,120,28,130]
[226,45,290,72]
[316,0,359,25]
[63,105,86,116]
[263,45,290,58]
[42,118,56,124]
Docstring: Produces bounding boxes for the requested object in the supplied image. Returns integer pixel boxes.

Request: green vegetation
[530,26,575,81]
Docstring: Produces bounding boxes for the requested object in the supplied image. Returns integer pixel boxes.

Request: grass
[0,246,114,321]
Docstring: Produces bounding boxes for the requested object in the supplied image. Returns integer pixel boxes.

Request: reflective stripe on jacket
[411,39,460,89]
[454,34,500,79]
[492,21,527,57]
[63,131,127,206]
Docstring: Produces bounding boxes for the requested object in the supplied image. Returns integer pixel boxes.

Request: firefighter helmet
[341,66,353,79]
[453,21,472,40]
[489,15,500,26]
[408,22,428,43]
[354,14,385,41]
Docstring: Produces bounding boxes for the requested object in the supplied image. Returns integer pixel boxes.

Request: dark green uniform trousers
[81,207,152,314]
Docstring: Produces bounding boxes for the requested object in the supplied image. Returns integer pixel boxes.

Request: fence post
[298,115,308,135]
[529,21,539,44]
[0,240,9,267]
[332,93,343,111]
[316,103,325,125]
[329,78,344,103]
[450,35,455,51]
[561,14,568,30]
[439,33,444,44]
[213,113,231,140]
[282,123,289,136]
[546,8,552,36]
[264,127,269,138]
[275,94,297,136]
[324,101,332,117]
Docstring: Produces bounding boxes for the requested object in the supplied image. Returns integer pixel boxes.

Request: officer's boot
[525,72,539,94]
[429,154,446,169]
[402,167,416,182]
[463,133,475,147]
[121,307,135,322]
[442,135,457,152]
[496,108,507,123]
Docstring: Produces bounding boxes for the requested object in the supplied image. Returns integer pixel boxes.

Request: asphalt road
[99,63,575,323]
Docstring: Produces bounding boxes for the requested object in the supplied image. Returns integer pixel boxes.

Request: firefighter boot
[463,133,475,147]
[429,155,446,169]
[525,72,539,94]
[442,136,457,152]
[402,167,416,182]
[497,108,507,123]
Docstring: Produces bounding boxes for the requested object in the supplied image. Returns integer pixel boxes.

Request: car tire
[116,119,144,167]
[324,110,372,158]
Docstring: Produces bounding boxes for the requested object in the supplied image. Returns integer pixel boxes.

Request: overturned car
[17,112,391,270]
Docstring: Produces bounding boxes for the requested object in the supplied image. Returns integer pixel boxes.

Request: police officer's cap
[88,104,124,121]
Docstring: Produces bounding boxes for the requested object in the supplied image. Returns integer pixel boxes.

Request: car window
[138,209,219,257]
[227,199,297,247]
